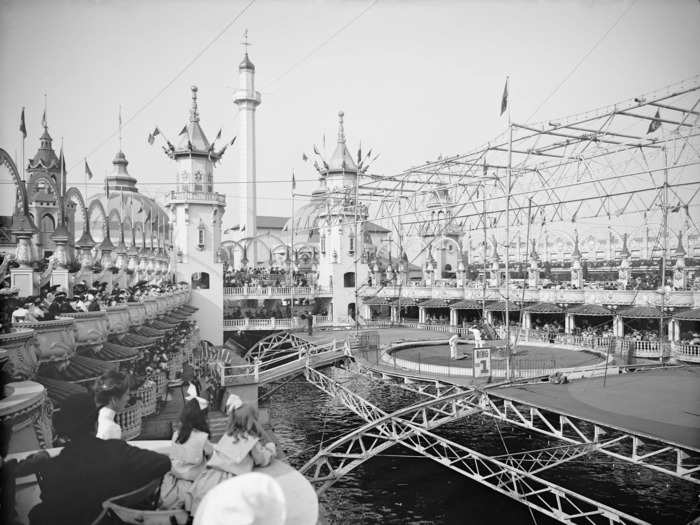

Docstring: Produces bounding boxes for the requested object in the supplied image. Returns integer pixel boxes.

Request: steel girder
[244,331,314,362]
[348,357,700,485]
[303,366,647,525]
[478,394,700,485]
[356,79,700,262]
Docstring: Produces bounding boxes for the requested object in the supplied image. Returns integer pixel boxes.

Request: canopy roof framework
[350,77,700,261]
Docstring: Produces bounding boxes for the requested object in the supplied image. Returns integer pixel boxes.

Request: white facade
[233,52,261,265]
[167,86,226,345]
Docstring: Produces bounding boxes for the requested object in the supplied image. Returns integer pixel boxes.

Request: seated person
[17,393,170,525]
[160,399,213,510]
[94,371,130,440]
[188,403,276,515]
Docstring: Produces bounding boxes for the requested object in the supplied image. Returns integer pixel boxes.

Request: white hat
[225,393,243,414]
[193,472,286,525]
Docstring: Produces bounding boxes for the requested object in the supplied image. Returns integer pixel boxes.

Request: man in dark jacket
[17,393,170,525]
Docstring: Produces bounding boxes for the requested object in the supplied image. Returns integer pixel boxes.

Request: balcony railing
[223,315,334,330]
[362,285,700,308]
[167,190,226,205]
[224,285,333,297]
[671,342,700,363]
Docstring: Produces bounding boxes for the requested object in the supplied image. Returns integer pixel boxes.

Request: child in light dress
[94,371,129,440]
[188,400,277,515]
[159,399,213,510]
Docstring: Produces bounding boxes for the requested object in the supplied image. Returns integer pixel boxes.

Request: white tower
[317,112,370,324]
[166,86,227,345]
[233,39,261,265]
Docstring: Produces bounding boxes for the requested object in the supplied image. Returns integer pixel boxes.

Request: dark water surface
[264,367,697,525]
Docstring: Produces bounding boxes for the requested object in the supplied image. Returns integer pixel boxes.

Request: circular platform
[390,341,604,370]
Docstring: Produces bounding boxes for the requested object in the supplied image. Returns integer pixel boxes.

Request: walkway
[494,366,700,449]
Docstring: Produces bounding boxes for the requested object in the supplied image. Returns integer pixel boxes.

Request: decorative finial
[675,230,686,257]
[118,104,123,152]
[242,29,251,52]
[337,110,345,143]
[572,229,582,258]
[190,85,199,123]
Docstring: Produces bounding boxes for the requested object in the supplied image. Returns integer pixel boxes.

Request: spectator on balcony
[94,371,130,440]
[17,393,170,525]
[188,403,277,515]
[160,399,213,510]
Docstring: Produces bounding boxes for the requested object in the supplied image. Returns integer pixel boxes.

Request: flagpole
[505,76,512,381]
[659,146,669,361]
[290,176,295,324]
[21,130,25,183]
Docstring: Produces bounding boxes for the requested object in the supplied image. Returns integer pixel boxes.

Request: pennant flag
[217,144,228,157]
[229,136,237,146]
[41,108,47,128]
[20,107,27,139]
[179,125,188,136]
[59,146,65,176]
[292,172,296,191]
[670,202,681,213]
[500,77,509,116]
[357,142,362,164]
[147,133,154,145]
[313,145,320,155]
[647,109,662,134]
[322,133,326,149]
[482,160,487,176]
[302,153,308,162]
[153,126,160,137]
[215,129,222,141]
[105,181,110,199]
[84,159,93,180]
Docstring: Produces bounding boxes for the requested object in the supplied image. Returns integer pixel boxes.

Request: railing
[671,342,700,363]
[167,190,226,205]
[223,318,298,329]
[360,285,700,307]
[223,285,332,296]
[216,340,346,385]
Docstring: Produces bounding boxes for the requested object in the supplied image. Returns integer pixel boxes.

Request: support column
[523,311,531,330]
[449,308,457,326]
[391,305,398,323]
[419,306,425,324]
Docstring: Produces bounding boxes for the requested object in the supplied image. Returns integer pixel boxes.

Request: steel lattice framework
[347,360,700,484]
[244,331,314,362]
[302,366,647,524]
[350,77,700,261]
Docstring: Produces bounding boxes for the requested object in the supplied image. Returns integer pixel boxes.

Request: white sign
[473,347,491,377]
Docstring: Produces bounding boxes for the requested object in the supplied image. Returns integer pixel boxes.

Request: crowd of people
[7,368,283,525]
[0,280,187,334]
[223,266,310,288]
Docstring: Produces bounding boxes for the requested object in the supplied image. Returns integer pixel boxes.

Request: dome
[239,52,255,71]
[327,111,357,173]
[174,86,212,156]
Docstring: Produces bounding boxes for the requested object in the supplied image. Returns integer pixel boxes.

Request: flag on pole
[500,77,509,116]
[215,129,222,141]
[84,159,93,180]
[41,108,47,128]
[153,126,160,137]
[302,153,308,162]
[105,181,110,199]
[229,136,237,146]
[20,107,27,139]
[147,133,154,145]
[482,159,487,176]
[647,109,662,134]
[292,172,296,191]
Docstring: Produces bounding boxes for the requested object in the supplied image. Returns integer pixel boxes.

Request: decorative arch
[133,222,144,247]
[87,199,109,242]
[0,147,30,218]
[64,187,89,239]
[108,208,122,243]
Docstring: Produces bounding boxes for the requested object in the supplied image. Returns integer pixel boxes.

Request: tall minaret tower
[233,31,261,265]
[165,86,228,344]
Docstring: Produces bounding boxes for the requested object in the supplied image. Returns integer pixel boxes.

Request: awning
[363,296,392,306]
[450,300,483,310]
[36,376,88,405]
[134,325,168,338]
[419,298,454,308]
[485,301,521,312]
[39,355,115,385]
[568,304,612,316]
[389,297,419,307]
[158,317,182,327]
[618,306,669,319]
[113,333,155,349]
[673,308,700,321]
[525,302,564,314]
[99,342,140,363]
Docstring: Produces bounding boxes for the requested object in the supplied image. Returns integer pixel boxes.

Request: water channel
[263,366,697,525]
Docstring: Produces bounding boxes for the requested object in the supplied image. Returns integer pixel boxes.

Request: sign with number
[473,347,491,377]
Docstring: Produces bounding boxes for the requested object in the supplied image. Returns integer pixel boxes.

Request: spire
[337,111,346,144]
[571,229,582,259]
[620,233,631,258]
[674,231,686,257]
[190,85,199,123]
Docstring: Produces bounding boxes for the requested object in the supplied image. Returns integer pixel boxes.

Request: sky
[1,0,699,225]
